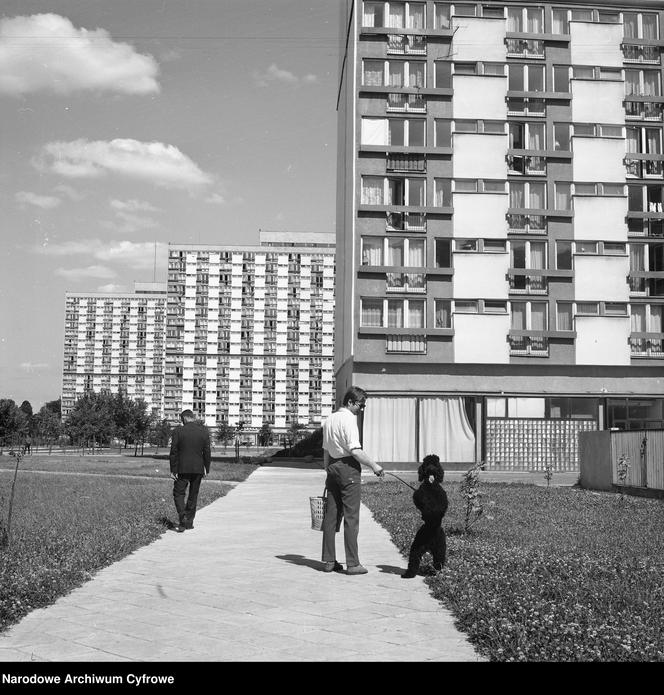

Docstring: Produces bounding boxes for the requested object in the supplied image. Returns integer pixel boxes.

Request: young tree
[287,420,306,448]
[258,422,273,447]
[216,421,235,449]
[150,419,172,454]
[64,392,115,452]
[34,405,63,453]
[130,399,154,456]
[0,399,28,451]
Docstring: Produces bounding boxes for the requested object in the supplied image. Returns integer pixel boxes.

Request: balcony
[387,34,426,55]
[386,334,426,354]
[386,153,426,173]
[386,211,426,231]
[624,157,664,178]
[628,274,664,296]
[506,213,547,234]
[630,336,664,357]
[508,272,548,295]
[627,219,664,237]
[386,272,426,293]
[387,93,426,113]
[625,101,663,120]
[506,38,544,58]
[622,44,660,63]
[507,154,546,175]
[506,98,546,117]
[509,334,549,356]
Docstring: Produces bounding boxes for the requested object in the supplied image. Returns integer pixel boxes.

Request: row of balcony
[382,334,664,358]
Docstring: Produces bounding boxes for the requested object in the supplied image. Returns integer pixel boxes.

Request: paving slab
[0,466,484,662]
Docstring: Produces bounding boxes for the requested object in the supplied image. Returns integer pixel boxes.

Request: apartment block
[165,231,336,441]
[337,0,664,468]
[61,283,167,418]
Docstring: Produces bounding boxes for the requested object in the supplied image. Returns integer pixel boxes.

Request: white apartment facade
[336,0,664,468]
[165,232,336,442]
[61,283,167,418]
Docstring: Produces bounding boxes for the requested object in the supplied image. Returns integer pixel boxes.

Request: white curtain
[363,398,417,462]
[508,398,545,418]
[408,300,424,328]
[650,305,663,332]
[362,238,383,266]
[528,123,544,150]
[362,177,384,205]
[407,4,425,29]
[388,3,405,28]
[419,397,476,463]
[631,305,646,332]
[407,239,425,266]
[361,118,388,146]
[630,244,645,272]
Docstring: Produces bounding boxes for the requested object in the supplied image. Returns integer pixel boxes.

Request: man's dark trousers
[322,458,361,567]
[173,473,203,528]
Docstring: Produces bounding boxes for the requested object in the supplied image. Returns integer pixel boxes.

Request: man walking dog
[169,409,211,532]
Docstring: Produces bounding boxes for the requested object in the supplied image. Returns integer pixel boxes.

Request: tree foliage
[0,399,29,447]
[216,421,235,447]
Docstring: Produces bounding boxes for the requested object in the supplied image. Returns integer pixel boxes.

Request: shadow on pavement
[276,554,327,572]
[376,564,405,576]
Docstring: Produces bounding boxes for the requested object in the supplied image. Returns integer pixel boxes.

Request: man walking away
[169,410,211,532]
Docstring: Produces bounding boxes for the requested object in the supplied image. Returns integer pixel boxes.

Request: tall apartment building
[165,231,336,442]
[337,0,664,467]
[61,282,167,418]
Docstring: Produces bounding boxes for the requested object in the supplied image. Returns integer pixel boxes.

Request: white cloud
[97,283,126,292]
[54,264,117,280]
[0,13,159,96]
[19,362,50,372]
[53,183,85,201]
[253,63,318,87]
[37,238,167,271]
[16,190,61,209]
[101,212,159,234]
[110,198,159,213]
[34,138,214,190]
[205,192,226,205]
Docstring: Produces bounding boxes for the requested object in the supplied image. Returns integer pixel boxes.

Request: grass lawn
[363,480,664,662]
[0,460,256,633]
[0,452,259,482]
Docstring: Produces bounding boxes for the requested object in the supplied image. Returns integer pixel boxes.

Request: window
[362,2,426,29]
[454,238,506,253]
[556,302,573,330]
[435,239,451,267]
[434,119,452,147]
[453,4,476,17]
[605,303,628,316]
[576,302,599,315]
[434,300,451,328]
[508,64,545,92]
[454,119,505,134]
[454,300,479,313]
[551,8,568,34]
[553,123,571,151]
[556,241,572,270]
[508,121,545,150]
[573,123,624,138]
[434,178,452,207]
[507,6,543,33]
[360,298,426,328]
[454,179,506,193]
[361,237,383,266]
[363,59,426,88]
[553,66,570,92]
[389,118,425,146]
[435,61,452,88]
[576,241,598,254]
[434,3,451,29]
[623,12,659,40]
[507,97,545,116]
[361,237,426,267]
[509,181,546,209]
[453,62,505,77]
[361,176,426,206]
[573,183,625,197]
[510,301,548,332]
[509,240,547,293]
[625,69,661,97]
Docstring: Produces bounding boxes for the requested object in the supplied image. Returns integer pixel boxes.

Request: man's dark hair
[180,409,196,422]
[342,386,368,407]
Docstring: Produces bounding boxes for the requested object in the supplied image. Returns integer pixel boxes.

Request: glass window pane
[526,8,543,33]
[389,119,405,146]
[530,303,548,330]
[553,66,570,92]
[407,178,425,206]
[554,124,570,150]
[363,60,384,86]
[435,61,452,88]
[363,2,385,27]
[435,239,451,267]
[456,300,479,313]
[408,62,425,88]
[361,299,383,326]
[408,300,425,328]
[435,3,451,29]
[408,239,425,266]
[527,65,544,92]
[510,302,526,329]
[361,237,383,265]
[507,7,522,32]
[557,303,573,330]
[552,9,568,34]
[409,119,425,146]
[528,182,546,208]
[556,241,572,270]
[407,3,425,29]
[508,64,524,91]
[455,179,478,193]
[623,12,638,39]
[435,300,451,328]
[387,238,404,266]
[435,119,452,146]
[362,176,384,205]
[642,14,658,40]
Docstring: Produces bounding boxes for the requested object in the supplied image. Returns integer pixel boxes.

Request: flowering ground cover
[363,481,664,662]
[0,464,254,632]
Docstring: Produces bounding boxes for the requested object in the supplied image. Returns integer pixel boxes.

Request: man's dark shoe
[346,564,368,575]
[175,524,186,533]
[323,561,343,573]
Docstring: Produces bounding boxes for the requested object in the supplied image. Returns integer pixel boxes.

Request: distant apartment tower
[165,232,336,441]
[336,1,664,468]
[61,283,167,418]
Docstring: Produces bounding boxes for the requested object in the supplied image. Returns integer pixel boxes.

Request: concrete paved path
[0,466,484,663]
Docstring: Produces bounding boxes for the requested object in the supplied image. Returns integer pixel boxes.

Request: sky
[0,0,341,410]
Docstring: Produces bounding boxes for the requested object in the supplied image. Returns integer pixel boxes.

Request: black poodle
[402,454,448,579]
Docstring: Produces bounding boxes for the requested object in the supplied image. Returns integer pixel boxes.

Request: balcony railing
[387,93,426,112]
[386,272,426,293]
[630,337,664,357]
[506,38,544,58]
[506,214,547,234]
[628,276,664,296]
[624,157,663,178]
[386,153,426,172]
[386,211,426,231]
[508,273,548,294]
[509,335,549,356]
[386,334,427,354]
[628,219,664,237]
[506,98,546,117]
[387,34,426,55]
[625,101,663,120]
[507,154,546,175]
[622,44,660,63]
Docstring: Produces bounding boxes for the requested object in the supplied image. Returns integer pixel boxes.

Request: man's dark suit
[169,421,211,529]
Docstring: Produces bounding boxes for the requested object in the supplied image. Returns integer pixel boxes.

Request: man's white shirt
[322,407,361,460]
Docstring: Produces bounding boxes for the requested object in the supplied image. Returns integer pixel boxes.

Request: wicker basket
[309,490,327,531]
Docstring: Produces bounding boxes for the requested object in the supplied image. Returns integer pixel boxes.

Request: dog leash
[384,471,416,491]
